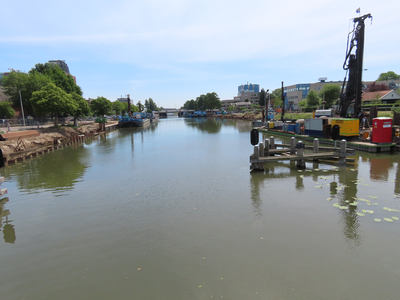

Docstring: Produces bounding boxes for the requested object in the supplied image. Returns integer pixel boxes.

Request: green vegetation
[90,97,112,116]
[275,112,313,120]
[1,63,85,120]
[112,101,124,115]
[144,98,159,112]
[182,92,221,110]
[377,71,400,81]
[30,83,78,126]
[270,88,282,107]
[0,102,15,118]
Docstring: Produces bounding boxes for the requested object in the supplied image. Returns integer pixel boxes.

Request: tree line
[0,63,160,126]
[182,92,221,110]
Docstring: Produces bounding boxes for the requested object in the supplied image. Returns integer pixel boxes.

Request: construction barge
[254,117,399,153]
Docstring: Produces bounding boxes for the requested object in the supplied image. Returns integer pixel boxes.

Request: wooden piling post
[290,137,296,154]
[296,140,305,168]
[313,138,319,153]
[259,142,264,158]
[264,139,270,156]
[270,136,275,149]
[339,139,347,165]
[254,145,259,160]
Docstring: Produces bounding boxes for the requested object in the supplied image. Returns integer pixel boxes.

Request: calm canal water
[1,117,400,300]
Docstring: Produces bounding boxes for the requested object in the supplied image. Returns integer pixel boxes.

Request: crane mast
[339,13,372,118]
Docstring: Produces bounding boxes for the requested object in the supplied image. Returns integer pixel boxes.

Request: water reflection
[1,146,89,196]
[250,160,363,247]
[0,197,16,244]
[184,118,222,133]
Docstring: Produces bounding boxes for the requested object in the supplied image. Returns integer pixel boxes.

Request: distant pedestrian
[7,122,10,132]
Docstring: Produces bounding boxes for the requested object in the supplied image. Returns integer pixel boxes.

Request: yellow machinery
[331,119,359,137]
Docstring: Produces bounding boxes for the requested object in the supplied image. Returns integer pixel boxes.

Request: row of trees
[182,92,221,110]
[1,64,88,125]
[300,84,341,111]
[1,64,161,125]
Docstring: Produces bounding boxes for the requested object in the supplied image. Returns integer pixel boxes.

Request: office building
[48,60,70,74]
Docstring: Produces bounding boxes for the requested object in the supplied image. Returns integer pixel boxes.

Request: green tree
[90,97,112,116]
[258,89,266,106]
[306,90,320,109]
[271,88,283,107]
[30,83,78,126]
[70,93,90,126]
[377,71,400,81]
[112,101,124,115]
[204,92,221,110]
[144,98,159,112]
[298,100,307,109]
[1,70,51,115]
[29,63,82,95]
[318,84,340,108]
[0,102,15,118]
[196,94,207,110]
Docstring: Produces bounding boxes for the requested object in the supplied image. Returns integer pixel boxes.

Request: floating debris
[339,206,348,210]
[326,198,333,201]
[356,212,365,216]
[362,209,374,214]
[349,202,358,206]
[384,218,394,223]
[383,207,400,212]
[392,217,399,221]
[374,219,381,222]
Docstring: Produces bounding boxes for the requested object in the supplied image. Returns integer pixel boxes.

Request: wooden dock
[250,136,355,171]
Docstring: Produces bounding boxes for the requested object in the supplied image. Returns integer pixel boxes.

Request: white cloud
[1,0,399,106]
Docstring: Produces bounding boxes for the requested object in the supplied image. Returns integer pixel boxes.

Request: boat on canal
[118,116,150,128]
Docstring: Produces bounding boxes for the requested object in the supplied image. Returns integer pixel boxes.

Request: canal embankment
[0,122,118,166]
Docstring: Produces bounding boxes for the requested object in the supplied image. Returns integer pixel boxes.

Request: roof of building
[361,90,392,101]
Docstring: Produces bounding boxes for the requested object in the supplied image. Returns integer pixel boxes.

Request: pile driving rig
[338,13,372,118]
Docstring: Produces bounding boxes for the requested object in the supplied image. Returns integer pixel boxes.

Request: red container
[372,117,392,143]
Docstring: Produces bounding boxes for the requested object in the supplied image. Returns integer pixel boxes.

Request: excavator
[338,13,372,118]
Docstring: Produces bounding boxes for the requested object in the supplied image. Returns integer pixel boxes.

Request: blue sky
[1,0,398,108]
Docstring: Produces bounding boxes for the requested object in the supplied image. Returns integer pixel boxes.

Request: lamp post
[265,89,269,123]
[18,90,25,126]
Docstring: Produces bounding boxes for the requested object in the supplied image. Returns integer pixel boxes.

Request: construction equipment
[338,13,372,118]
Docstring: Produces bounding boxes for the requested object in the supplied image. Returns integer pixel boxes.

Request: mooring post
[253,145,259,160]
[290,137,296,154]
[339,139,347,165]
[296,140,305,168]
[259,142,264,158]
[313,138,319,153]
[264,139,270,156]
[270,136,275,149]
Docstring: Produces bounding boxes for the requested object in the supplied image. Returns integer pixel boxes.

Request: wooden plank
[251,152,343,163]
[0,130,40,141]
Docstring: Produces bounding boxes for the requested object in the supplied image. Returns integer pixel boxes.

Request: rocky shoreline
[0,123,99,159]
[216,112,263,121]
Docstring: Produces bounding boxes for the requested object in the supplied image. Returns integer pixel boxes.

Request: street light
[18,90,26,126]
[265,89,269,123]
